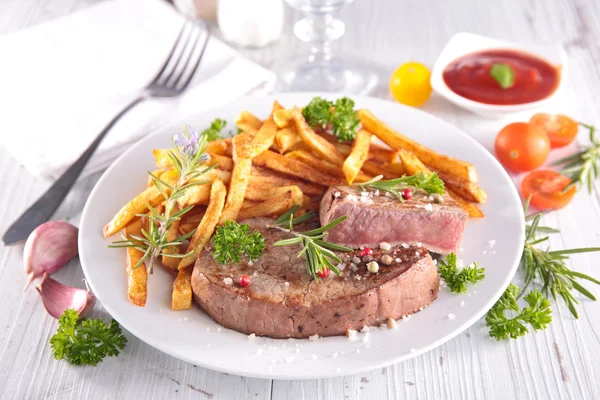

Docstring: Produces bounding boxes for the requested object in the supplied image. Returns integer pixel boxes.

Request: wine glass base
[275,53,386,95]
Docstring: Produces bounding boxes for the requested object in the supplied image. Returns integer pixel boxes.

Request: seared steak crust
[192,218,439,338]
[320,186,468,255]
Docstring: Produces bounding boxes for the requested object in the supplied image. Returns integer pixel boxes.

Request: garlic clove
[24,221,78,290]
[36,274,96,319]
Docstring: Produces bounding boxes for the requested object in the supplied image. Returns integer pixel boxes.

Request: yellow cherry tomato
[389,62,432,107]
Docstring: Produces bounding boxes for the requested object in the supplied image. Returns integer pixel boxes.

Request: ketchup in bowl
[442,49,560,105]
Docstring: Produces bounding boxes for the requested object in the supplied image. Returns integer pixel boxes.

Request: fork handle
[2,96,144,245]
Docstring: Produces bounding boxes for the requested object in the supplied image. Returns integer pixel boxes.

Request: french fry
[104,170,177,237]
[249,102,281,158]
[273,109,293,128]
[249,169,325,196]
[172,266,193,310]
[208,154,233,171]
[316,132,396,164]
[360,161,397,179]
[358,109,478,182]
[147,168,166,187]
[292,108,346,166]
[124,219,148,307]
[161,204,182,270]
[285,150,372,182]
[220,159,252,223]
[237,187,303,220]
[152,140,231,168]
[237,122,259,136]
[179,178,227,269]
[253,150,343,187]
[275,127,302,153]
[176,183,211,208]
[343,129,372,184]
[448,189,485,218]
[236,110,263,130]
[398,150,484,217]
[241,199,262,209]
[178,206,206,236]
[303,195,321,212]
[433,168,488,204]
[245,184,302,201]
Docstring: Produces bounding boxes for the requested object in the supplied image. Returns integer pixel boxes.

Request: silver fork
[3,21,210,245]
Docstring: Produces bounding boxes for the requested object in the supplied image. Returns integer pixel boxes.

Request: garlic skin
[24,221,78,290]
[36,274,96,319]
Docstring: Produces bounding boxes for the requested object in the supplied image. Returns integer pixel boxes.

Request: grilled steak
[191,218,439,338]
[320,186,468,255]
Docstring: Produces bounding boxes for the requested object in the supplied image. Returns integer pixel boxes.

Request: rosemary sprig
[520,200,600,318]
[109,126,215,273]
[554,122,600,193]
[356,172,445,200]
[270,206,351,280]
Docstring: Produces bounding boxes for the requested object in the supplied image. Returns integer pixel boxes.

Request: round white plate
[79,93,524,380]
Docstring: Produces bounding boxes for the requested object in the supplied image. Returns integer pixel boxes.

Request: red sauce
[442,49,560,105]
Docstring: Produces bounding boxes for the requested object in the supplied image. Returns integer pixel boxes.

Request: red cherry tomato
[530,113,579,148]
[495,122,550,172]
[521,170,577,210]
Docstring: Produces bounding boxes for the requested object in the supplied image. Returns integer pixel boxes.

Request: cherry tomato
[495,122,550,172]
[389,62,432,107]
[521,170,576,210]
[530,113,579,148]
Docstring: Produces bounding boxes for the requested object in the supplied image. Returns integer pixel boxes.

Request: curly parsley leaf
[212,221,266,264]
[302,96,360,142]
[50,309,127,366]
[202,118,227,141]
[486,284,552,340]
[438,253,485,294]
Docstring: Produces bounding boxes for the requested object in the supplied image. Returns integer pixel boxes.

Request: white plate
[79,93,525,380]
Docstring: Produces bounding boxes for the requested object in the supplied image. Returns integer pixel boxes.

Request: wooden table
[1,0,599,399]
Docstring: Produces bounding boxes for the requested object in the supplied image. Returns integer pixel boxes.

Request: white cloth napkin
[0,0,275,180]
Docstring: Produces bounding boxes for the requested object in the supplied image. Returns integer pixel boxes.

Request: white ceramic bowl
[431,32,568,118]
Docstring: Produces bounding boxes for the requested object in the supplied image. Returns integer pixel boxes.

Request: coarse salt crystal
[346,194,357,201]
[387,318,396,329]
[350,263,358,271]
[418,307,423,311]
[401,243,409,248]
[416,242,422,247]
[361,191,369,197]
[346,329,358,340]
[385,192,392,198]
[448,313,456,320]
[379,242,392,251]
[223,277,233,285]
[309,334,320,341]
[374,190,380,196]
[337,263,346,271]
[415,251,420,256]
[334,191,341,197]
[355,275,363,281]
[352,256,361,264]
[253,271,258,277]
[284,282,290,287]
[423,203,433,211]
[361,326,371,333]
[248,333,257,341]
[395,258,401,263]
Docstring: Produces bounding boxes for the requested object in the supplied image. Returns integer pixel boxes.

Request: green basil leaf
[490,63,515,89]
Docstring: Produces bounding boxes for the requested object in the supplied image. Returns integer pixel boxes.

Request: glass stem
[294,10,344,60]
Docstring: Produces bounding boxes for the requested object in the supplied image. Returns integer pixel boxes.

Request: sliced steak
[191,218,439,338]
[320,186,468,255]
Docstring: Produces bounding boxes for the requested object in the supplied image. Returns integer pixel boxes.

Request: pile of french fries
[103,100,487,310]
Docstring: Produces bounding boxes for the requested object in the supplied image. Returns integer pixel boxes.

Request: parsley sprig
[438,253,485,294]
[554,122,600,193]
[50,309,127,366]
[202,118,227,141]
[211,221,266,264]
[521,203,600,318]
[486,284,552,340]
[302,96,361,142]
[357,172,445,200]
[271,206,351,280]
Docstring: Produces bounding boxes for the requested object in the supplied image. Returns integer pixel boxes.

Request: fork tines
[150,21,209,93]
